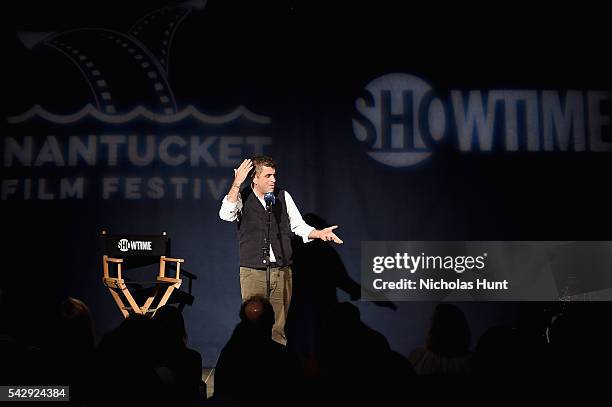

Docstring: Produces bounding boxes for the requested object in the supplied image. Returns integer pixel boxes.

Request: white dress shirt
[219,188,315,262]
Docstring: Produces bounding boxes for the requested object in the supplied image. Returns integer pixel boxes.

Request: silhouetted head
[426,303,471,357]
[238,295,275,338]
[117,314,155,352]
[57,297,95,351]
[153,305,187,347]
[474,325,519,376]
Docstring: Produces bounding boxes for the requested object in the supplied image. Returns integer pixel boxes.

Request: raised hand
[233,159,253,186]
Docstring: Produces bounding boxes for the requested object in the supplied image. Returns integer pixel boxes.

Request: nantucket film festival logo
[352,73,612,167]
[2,0,272,201]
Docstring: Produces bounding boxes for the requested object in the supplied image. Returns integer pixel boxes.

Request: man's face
[253,165,276,195]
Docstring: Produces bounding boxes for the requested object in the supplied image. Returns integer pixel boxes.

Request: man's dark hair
[250,156,276,179]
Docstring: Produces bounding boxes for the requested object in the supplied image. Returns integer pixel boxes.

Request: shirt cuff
[219,195,240,220]
[301,226,316,243]
[222,194,239,207]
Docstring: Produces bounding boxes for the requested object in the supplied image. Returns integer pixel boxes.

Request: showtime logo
[118,239,152,252]
[352,73,612,167]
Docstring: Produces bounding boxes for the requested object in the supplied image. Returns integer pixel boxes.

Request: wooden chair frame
[102,254,184,318]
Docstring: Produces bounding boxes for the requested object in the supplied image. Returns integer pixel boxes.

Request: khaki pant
[239,266,292,345]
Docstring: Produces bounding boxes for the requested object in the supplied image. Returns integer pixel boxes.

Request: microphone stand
[263,201,272,299]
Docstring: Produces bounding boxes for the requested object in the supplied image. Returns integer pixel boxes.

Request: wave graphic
[7,104,272,125]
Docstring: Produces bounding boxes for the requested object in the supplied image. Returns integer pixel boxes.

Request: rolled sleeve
[219,195,242,222]
[284,191,315,243]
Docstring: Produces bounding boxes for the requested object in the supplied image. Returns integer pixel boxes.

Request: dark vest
[237,188,293,268]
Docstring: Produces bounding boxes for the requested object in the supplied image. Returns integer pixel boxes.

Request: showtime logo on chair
[118,238,153,252]
[352,73,612,167]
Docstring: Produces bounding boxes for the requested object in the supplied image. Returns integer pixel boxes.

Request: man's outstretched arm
[309,226,343,244]
[284,191,343,244]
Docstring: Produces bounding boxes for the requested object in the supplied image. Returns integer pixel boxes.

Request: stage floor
[202,367,215,399]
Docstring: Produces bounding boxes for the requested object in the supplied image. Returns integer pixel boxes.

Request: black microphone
[264,191,275,208]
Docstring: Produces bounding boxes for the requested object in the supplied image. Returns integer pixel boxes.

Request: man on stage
[219,156,343,345]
